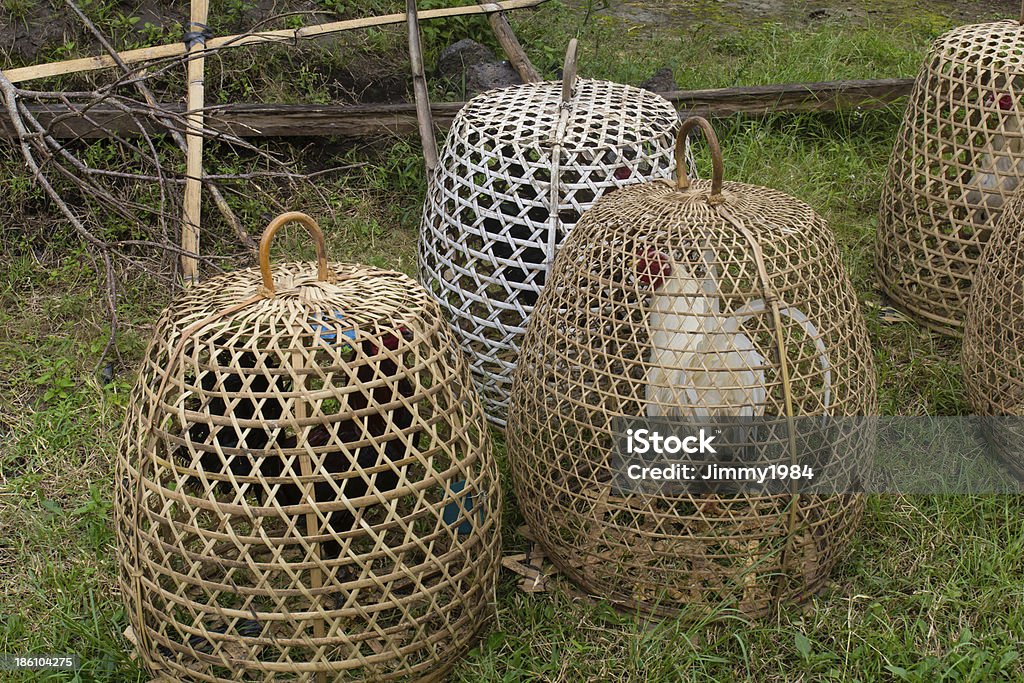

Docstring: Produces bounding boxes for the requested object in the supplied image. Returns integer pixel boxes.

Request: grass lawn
[1,1,1023,681]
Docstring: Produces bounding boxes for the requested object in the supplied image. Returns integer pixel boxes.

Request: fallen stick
[3,78,915,139]
[488,11,540,82]
[3,0,549,85]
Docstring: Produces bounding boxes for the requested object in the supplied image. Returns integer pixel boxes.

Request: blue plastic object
[443,480,484,536]
[310,310,357,349]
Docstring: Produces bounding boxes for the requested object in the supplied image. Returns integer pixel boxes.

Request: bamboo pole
[406,0,438,175]
[487,11,540,82]
[181,1,209,284]
[3,0,549,85]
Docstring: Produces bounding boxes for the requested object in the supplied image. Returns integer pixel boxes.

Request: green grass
[2,2,1023,681]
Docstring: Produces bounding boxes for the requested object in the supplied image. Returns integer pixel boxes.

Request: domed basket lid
[452,40,679,153]
[584,116,825,245]
[926,9,1024,72]
[159,212,426,361]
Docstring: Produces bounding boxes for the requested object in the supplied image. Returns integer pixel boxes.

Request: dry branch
[2,0,549,84]
[0,5,341,364]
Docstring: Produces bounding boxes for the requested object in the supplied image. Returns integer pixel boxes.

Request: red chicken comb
[985,93,1015,110]
[635,247,672,290]
[367,326,414,354]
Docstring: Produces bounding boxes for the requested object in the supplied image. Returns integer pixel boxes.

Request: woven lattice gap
[877,15,1024,334]
[116,215,501,682]
[419,65,694,427]
[508,120,876,617]
[963,187,1024,478]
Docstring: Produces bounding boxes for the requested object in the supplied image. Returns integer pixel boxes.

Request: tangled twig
[0,5,351,369]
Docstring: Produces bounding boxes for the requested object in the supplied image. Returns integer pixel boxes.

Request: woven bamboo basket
[115,213,502,682]
[876,5,1024,335]
[963,187,1024,479]
[508,118,877,617]
[419,40,693,427]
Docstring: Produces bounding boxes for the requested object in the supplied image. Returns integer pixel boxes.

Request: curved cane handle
[676,116,725,206]
[258,212,334,296]
[561,38,579,103]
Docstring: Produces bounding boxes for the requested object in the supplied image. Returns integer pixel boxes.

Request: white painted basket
[419,41,693,426]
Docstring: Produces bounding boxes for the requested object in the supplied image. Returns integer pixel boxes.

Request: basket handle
[561,38,578,103]
[259,211,334,296]
[676,116,725,206]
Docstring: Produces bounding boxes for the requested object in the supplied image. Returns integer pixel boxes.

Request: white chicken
[637,248,831,418]
[964,92,1024,215]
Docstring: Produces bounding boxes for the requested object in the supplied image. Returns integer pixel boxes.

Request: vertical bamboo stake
[181,0,209,284]
[294,362,328,683]
[406,0,438,175]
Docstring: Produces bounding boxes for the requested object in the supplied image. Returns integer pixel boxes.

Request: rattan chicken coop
[963,187,1024,479]
[419,40,692,427]
[877,8,1024,334]
[115,213,501,682]
[508,118,877,617]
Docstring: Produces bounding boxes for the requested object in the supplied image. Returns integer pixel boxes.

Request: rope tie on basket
[673,117,808,592]
[182,21,213,49]
[128,212,333,661]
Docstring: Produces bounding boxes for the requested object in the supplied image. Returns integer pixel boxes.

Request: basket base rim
[877,276,964,338]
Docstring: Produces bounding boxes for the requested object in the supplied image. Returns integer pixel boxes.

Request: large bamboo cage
[963,187,1024,479]
[508,119,877,617]
[115,213,502,682]
[419,40,693,427]
[876,7,1024,335]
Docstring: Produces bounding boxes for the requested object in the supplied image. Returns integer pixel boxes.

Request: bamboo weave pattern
[877,18,1024,334]
[963,188,1024,479]
[419,70,691,426]
[116,214,501,682]
[508,120,876,617]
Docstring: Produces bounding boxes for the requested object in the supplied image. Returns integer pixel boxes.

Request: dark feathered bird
[179,346,284,497]
[157,618,264,659]
[482,203,566,307]
[270,329,414,559]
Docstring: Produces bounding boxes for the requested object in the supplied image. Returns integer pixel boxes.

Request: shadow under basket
[876,11,1024,335]
[419,39,691,427]
[508,119,877,618]
[115,213,502,682]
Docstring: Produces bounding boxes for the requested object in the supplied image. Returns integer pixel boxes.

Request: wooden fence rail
[0,78,915,140]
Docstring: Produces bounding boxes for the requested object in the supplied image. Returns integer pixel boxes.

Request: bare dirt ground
[598,0,1017,31]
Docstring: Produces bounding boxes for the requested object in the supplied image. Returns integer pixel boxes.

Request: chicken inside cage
[175,325,418,562]
[634,247,832,419]
[963,91,1024,219]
